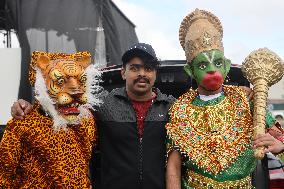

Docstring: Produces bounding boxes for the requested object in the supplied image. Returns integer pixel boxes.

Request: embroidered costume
[166,9,277,188]
[167,86,275,188]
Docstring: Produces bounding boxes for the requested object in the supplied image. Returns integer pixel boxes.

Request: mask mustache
[134,76,150,84]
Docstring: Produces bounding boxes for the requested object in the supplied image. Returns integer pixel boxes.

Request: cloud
[181,0,284,61]
[182,0,284,35]
[112,0,185,60]
[112,0,284,63]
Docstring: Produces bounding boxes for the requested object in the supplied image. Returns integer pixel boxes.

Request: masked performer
[166,9,284,189]
[0,51,101,188]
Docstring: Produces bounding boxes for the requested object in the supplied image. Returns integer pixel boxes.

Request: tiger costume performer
[0,51,102,188]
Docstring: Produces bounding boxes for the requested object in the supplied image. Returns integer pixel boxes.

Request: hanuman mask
[179,9,231,91]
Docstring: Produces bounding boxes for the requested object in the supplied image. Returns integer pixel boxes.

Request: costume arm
[265,111,284,139]
[266,118,284,156]
[249,101,279,130]
[88,117,98,188]
[265,111,277,129]
[0,121,22,188]
[166,150,182,189]
[252,103,284,154]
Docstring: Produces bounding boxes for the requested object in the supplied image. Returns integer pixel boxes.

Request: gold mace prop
[242,48,284,159]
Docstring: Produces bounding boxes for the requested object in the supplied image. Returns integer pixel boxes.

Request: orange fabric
[0,107,97,189]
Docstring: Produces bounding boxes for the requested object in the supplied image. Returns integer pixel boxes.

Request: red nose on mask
[201,71,224,91]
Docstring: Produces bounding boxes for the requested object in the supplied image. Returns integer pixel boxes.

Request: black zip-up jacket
[95,87,175,189]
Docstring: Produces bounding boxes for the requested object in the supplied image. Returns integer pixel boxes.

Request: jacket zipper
[138,99,155,187]
[132,98,156,188]
[139,137,143,185]
[130,100,144,187]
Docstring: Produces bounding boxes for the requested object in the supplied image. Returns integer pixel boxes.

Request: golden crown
[179,9,224,63]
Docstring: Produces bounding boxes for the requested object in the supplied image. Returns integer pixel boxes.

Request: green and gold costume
[166,85,275,188]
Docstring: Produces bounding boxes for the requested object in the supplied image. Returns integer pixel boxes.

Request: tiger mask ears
[76,56,91,69]
[36,54,51,71]
[36,54,91,71]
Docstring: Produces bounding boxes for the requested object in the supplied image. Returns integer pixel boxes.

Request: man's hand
[11,99,32,120]
[239,86,253,101]
[253,133,284,154]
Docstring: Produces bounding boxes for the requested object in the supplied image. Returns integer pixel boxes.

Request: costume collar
[198,92,223,101]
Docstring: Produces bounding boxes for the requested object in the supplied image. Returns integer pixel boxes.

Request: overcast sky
[112,0,284,64]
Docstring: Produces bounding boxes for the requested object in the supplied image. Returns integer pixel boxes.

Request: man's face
[121,57,157,96]
[189,49,230,91]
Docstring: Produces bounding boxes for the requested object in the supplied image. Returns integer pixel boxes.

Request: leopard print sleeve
[0,120,23,188]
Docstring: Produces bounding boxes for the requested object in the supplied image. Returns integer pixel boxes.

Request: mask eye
[57,78,64,85]
[215,59,223,67]
[80,75,87,83]
[198,62,207,70]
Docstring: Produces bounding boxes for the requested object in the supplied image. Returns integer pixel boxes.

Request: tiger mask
[29,51,102,130]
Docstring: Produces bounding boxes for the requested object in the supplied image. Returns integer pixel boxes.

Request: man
[166,9,284,189]
[10,43,175,189]
[94,43,175,189]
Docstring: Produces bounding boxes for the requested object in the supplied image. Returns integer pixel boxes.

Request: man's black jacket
[91,87,175,189]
